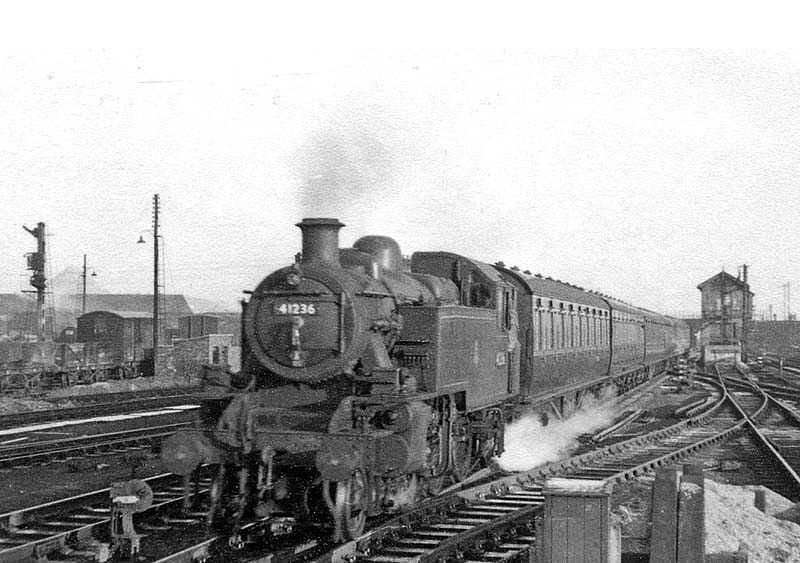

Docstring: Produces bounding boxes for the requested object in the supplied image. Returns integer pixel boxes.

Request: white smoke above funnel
[297,121,398,221]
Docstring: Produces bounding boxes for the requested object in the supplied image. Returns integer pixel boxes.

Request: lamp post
[138,194,161,368]
[80,254,97,316]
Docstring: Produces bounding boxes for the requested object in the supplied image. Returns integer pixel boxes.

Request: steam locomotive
[162,218,688,544]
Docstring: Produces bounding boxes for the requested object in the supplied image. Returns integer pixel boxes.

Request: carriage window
[537,310,543,350]
[580,315,585,347]
[468,276,495,309]
[500,289,512,329]
[462,270,473,306]
[570,315,575,348]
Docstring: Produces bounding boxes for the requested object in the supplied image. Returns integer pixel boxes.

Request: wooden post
[677,464,705,563]
[650,467,679,563]
[542,478,618,563]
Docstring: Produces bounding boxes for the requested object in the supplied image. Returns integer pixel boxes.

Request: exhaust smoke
[496,386,619,472]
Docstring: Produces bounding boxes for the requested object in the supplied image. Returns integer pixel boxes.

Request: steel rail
[311,373,732,563]
[719,363,800,495]
[4,368,735,563]
[0,389,201,430]
[0,473,203,563]
[0,423,190,469]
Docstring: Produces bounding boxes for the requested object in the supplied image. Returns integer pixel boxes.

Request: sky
[1,13,799,317]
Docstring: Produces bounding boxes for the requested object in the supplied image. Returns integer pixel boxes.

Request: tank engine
[163,219,517,543]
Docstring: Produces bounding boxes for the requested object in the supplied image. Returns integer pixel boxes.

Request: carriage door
[502,288,518,394]
[641,320,647,363]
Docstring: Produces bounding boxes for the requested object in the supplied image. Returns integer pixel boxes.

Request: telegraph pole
[720,277,728,344]
[741,264,749,362]
[82,254,87,316]
[784,282,792,321]
[152,194,160,357]
[138,194,162,374]
[23,222,47,341]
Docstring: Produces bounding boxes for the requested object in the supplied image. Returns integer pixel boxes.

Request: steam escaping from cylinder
[496,386,618,472]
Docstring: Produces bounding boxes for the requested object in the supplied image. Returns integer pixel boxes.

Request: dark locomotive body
[162,218,689,544]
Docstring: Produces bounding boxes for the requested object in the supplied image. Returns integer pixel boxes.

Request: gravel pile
[706,479,800,562]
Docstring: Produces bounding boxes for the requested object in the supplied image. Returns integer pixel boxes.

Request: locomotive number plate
[272,303,317,315]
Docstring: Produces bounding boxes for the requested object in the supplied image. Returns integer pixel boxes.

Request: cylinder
[297,218,345,265]
[161,430,215,475]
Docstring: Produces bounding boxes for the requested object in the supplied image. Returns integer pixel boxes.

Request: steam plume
[298,123,397,219]
[496,386,618,472]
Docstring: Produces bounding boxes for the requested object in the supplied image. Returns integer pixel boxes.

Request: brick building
[177,313,240,342]
[172,334,241,382]
[697,269,754,362]
[172,313,242,381]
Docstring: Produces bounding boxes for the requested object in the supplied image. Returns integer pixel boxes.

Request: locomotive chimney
[297,218,345,265]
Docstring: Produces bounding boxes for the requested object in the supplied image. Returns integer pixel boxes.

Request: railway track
[9,363,800,563]
[0,372,728,563]
[1,375,713,563]
[0,387,202,430]
[0,422,190,470]
[0,473,210,563]
[748,365,800,412]
[313,374,732,563]
[714,362,800,501]
[323,366,800,563]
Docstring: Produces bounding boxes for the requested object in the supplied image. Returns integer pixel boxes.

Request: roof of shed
[697,271,752,293]
[79,310,153,320]
[81,294,192,316]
